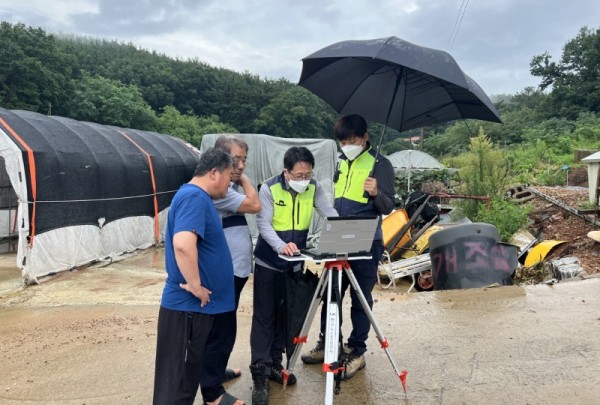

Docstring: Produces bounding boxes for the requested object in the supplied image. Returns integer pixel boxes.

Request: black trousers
[153,306,235,405]
[234,275,248,310]
[200,277,248,386]
[250,263,286,372]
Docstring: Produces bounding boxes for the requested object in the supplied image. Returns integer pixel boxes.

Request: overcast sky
[1,0,599,96]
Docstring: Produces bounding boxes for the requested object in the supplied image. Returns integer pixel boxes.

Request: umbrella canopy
[387,150,444,172]
[387,150,445,192]
[299,36,502,132]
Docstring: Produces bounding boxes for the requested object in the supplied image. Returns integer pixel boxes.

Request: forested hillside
[1,21,600,170]
[0,22,336,145]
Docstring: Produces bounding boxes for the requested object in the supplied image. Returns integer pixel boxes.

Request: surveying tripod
[284,257,408,404]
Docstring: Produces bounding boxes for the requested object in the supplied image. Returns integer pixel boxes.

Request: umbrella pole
[407,150,412,192]
[364,70,405,198]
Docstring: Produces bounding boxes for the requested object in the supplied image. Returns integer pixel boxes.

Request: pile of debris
[377,181,599,292]
[510,184,600,284]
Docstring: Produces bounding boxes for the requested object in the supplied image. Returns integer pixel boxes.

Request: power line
[447,0,470,51]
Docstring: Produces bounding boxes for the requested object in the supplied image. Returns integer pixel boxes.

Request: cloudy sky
[1,0,599,96]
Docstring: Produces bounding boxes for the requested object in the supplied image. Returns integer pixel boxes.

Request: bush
[534,166,567,186]
[473,198,531,242]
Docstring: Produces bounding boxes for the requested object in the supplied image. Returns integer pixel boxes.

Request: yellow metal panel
[382,209,410,247]
[524,240,566,267]
[402,225,443,258]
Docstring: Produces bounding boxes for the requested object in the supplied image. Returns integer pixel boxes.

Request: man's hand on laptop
[279,242,299,256]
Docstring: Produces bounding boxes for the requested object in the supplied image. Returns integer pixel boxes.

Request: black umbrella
[299,36,502,133]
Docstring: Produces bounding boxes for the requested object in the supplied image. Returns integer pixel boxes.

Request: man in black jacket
[301,114,395,379]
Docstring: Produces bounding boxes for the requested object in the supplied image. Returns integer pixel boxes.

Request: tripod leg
[323,266,340,405]
[343,264,408,395]
[284,267,328,384]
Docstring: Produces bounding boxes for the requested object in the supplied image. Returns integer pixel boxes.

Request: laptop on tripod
[299,216,379,260]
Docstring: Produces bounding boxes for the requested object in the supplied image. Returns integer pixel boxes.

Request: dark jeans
[319,240,384,356]
[153,306,235,405]
[250,263,286,372]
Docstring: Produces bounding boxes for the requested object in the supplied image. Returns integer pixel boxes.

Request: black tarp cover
[0,108,199,242]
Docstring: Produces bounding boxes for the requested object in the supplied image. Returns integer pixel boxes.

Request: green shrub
[473,198,532,242]
[534,166,567,186]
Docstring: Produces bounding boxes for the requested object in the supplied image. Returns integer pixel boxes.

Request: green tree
[253,87,335,138]
[197,115,238,139]
[210,70,274,133]
[68,72,157,130]
[423,122,477,157]
[573,111,600,142]
[447,128,509,218]
[521,117,574,146]
[490,87,549,145]
[157,106,237,147]
[380,137,413,155]
[156,106,203,144]
[0,22,74,115]
[530,26,600,119]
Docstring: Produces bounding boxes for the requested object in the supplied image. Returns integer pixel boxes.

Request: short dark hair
[334,114,368,141]
[214,135,248,154]
[283,146,315,171]
[194,147,232,176]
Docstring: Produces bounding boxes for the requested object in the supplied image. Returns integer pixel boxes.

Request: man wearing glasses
[250,146,337,405]
[211,135,261,385]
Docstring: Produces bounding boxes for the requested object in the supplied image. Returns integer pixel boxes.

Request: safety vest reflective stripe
[335,150,375,204]
[270,179,315,233]
[253,175,317,269]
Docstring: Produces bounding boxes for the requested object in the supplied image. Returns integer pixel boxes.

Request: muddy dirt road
[1,248,599,404]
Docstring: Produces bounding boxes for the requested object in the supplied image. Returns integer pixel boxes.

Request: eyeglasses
[288,171,313,181]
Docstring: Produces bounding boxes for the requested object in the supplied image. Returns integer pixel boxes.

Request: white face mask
[288,179,309,194]
[341,144,363,161]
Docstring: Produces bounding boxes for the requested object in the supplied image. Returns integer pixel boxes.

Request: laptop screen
[310,216,379,258]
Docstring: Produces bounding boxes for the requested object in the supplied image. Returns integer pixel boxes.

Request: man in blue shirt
[153,147,244,405]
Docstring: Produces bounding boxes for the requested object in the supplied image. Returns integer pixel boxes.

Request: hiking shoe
[301,340,324,364]
[250,365,269,405]
[344,350,366,380]
[269,365,297,386]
